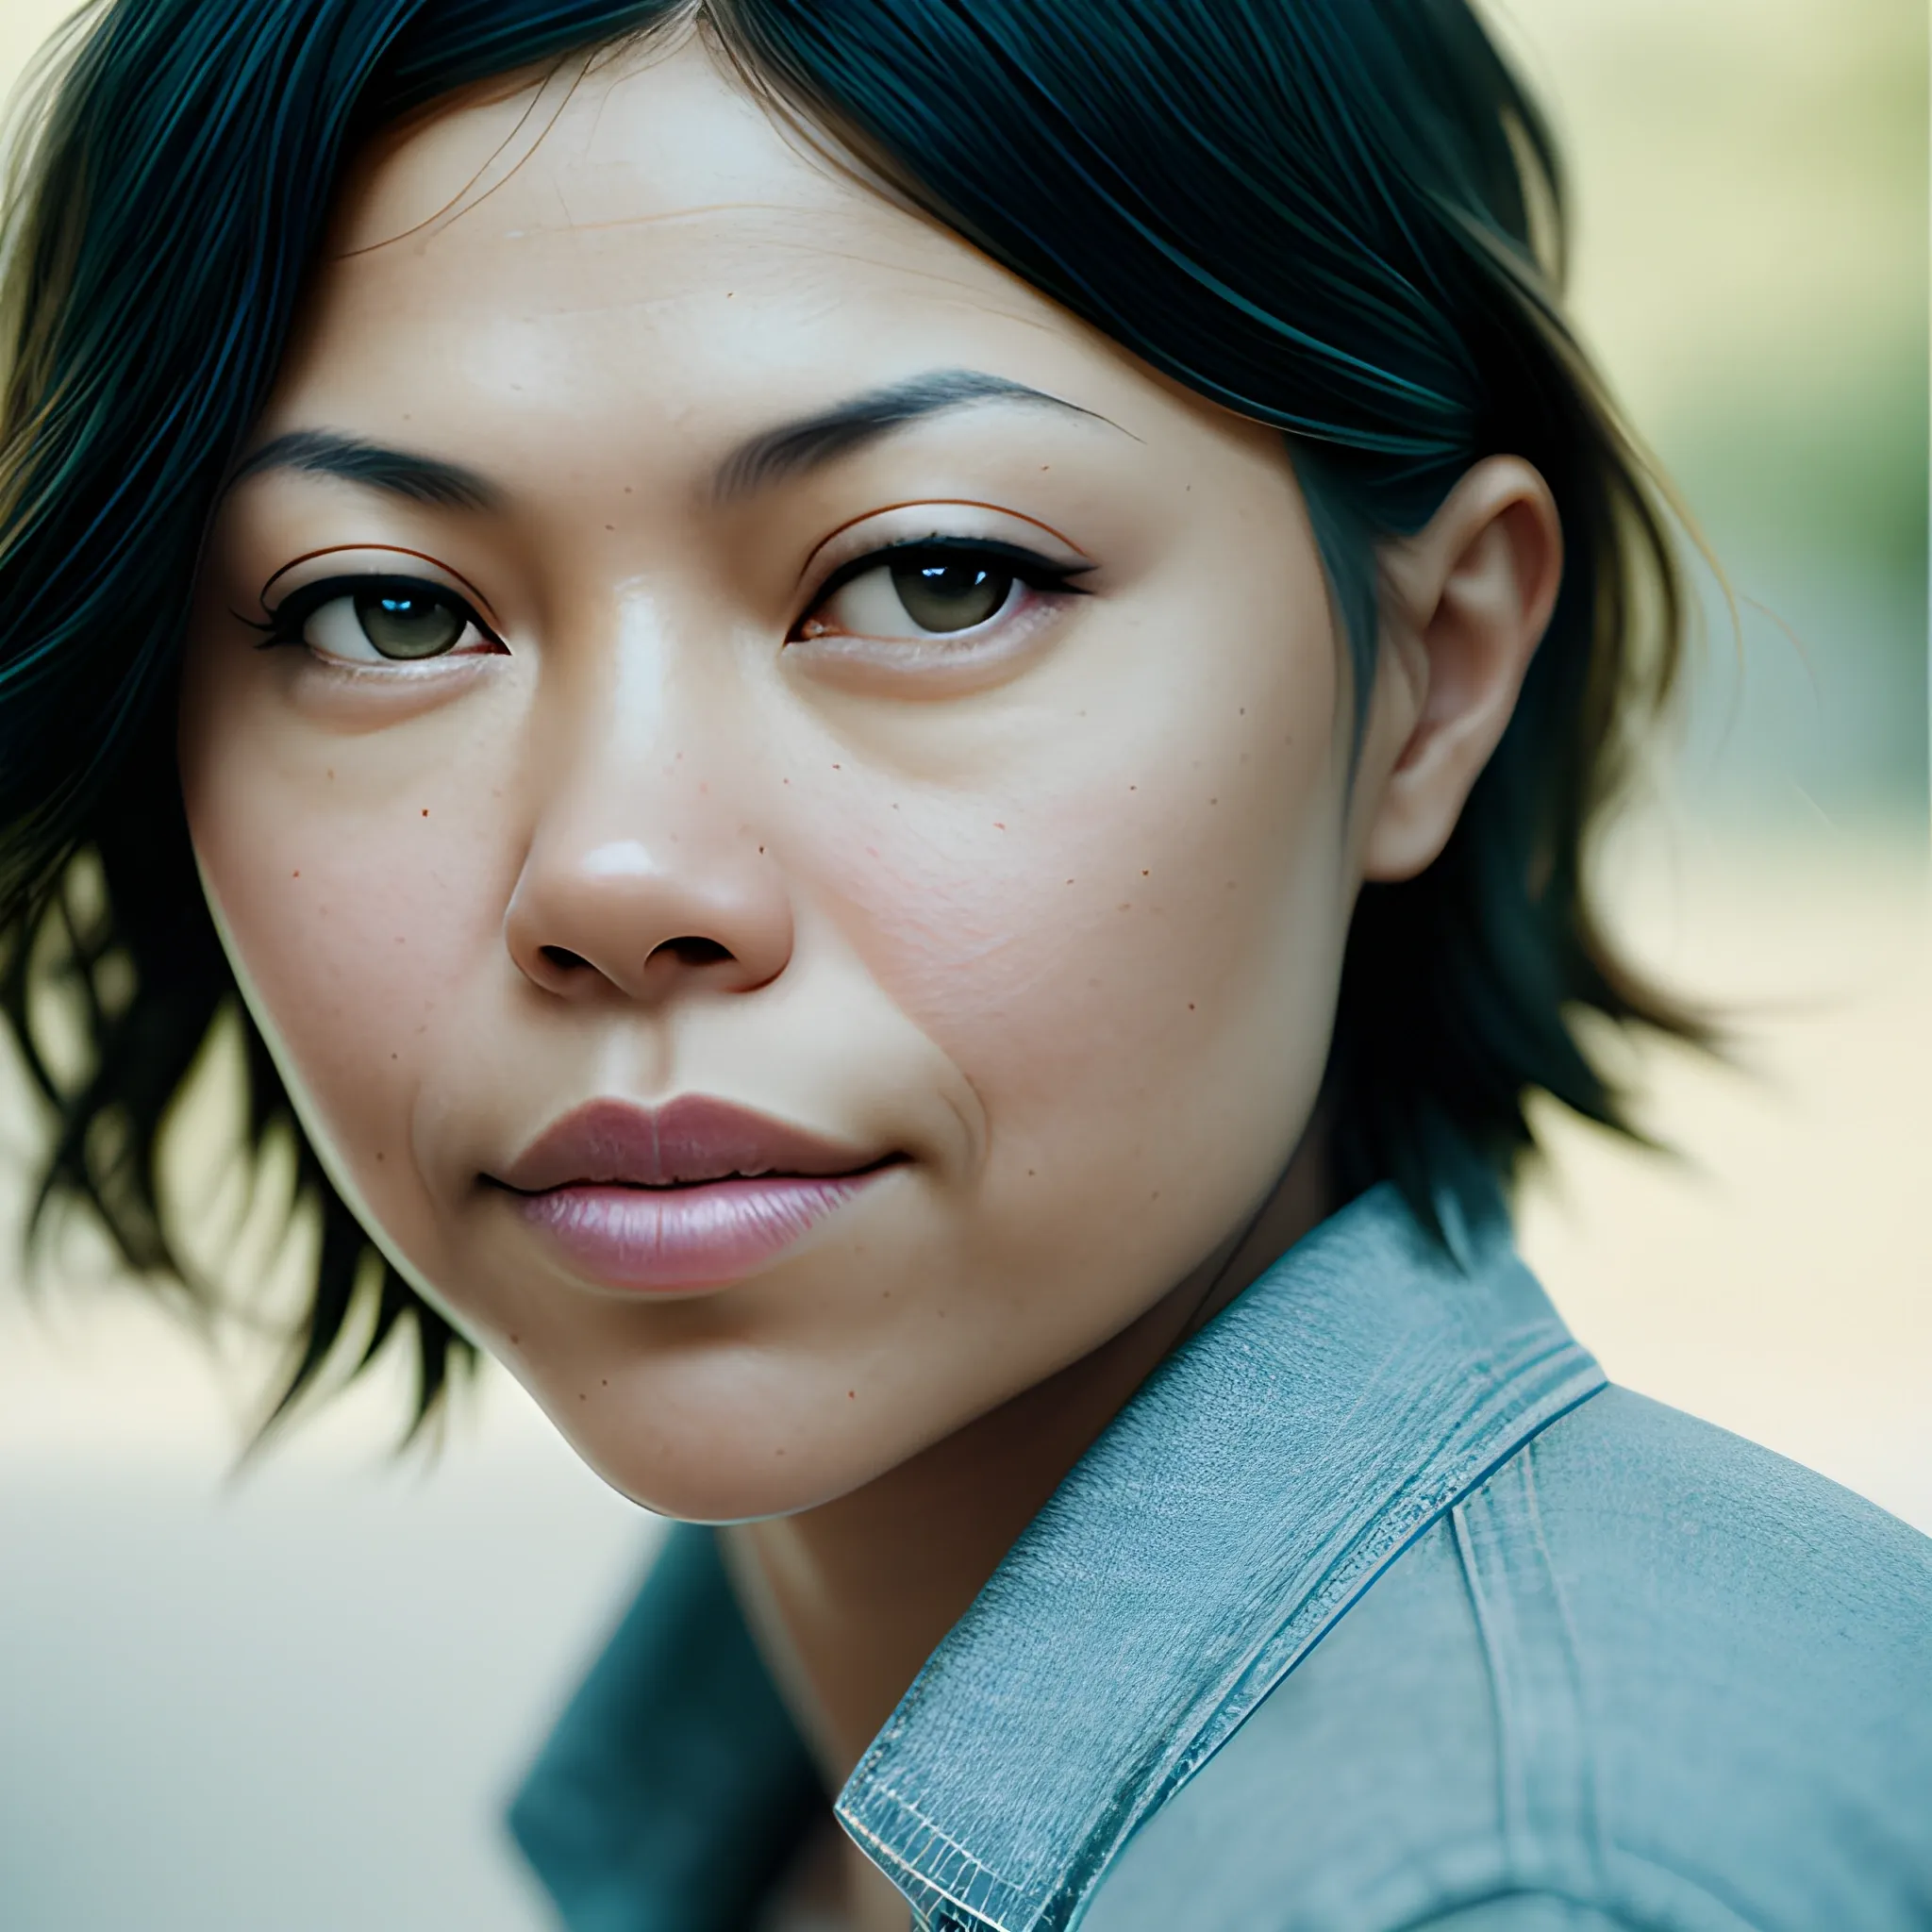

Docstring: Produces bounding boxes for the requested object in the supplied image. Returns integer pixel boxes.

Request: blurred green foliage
[1491,0,1927,813]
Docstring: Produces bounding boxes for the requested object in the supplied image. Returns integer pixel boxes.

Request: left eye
[796,542,1083,643]
[262,575,499,662]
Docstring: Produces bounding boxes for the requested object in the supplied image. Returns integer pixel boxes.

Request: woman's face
[180,36,1372,1517]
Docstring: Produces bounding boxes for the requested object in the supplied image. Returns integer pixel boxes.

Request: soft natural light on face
[178,36,1360,1521]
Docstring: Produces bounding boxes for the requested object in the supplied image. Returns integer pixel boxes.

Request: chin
[542,1393,909,1524]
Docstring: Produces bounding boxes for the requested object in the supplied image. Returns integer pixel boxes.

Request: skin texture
[179,30,1558,1929]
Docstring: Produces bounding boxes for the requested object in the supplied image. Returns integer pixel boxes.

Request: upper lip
[491,1095,891,1192]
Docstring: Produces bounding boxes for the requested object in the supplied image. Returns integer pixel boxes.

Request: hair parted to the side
[0,0,1699,1437]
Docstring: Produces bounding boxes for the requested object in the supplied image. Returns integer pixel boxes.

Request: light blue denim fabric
[510,1185,1932,1932]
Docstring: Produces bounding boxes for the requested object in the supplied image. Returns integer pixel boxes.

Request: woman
[1,2,1925,1927]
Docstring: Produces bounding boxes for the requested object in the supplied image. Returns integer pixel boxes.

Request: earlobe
[1358,458,1562,883]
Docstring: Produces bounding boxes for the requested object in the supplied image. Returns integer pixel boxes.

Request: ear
[1355,457,1563,883]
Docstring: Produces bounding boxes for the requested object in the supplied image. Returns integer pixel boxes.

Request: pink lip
[492,1096,896,1292]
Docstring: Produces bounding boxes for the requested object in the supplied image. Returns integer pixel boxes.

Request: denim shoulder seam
[1451,1437,1607,1896]
[1380,1837,1786,1932]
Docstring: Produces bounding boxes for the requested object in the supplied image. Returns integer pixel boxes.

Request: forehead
[280,34,1103,429]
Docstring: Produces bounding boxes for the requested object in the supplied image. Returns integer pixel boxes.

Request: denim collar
[832,1183,1604,1932]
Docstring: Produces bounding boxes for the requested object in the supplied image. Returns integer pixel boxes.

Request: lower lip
[509,1172,885,1291]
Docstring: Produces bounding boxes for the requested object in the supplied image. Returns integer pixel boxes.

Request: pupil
[891,555,1010,633]
[356,588,462,658]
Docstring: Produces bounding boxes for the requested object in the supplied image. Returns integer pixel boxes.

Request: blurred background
[1,1,1926,1926]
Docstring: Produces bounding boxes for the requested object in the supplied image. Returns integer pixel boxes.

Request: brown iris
[890,554,1011,632]
[354,587,466,658]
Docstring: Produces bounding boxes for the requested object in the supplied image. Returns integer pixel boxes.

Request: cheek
[812,591,1349,1258]
[178,675,515,1248]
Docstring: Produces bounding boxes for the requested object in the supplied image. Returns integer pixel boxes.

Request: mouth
[487,1094,903,1292]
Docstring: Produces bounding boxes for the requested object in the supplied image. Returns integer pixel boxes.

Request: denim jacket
[510,1185,1932,1931]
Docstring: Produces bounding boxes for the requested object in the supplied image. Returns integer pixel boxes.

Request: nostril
[534,937,735,983]
[650,936,733,968]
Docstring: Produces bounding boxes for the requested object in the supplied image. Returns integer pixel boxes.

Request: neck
[718,1135,1332,1798]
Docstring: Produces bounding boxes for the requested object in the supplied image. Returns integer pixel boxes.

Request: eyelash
[243,540,1087,658]
[244,574,503,653]
[793,535,1092,634]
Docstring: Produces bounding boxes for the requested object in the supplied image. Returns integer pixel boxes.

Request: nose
[504,823,793,1004]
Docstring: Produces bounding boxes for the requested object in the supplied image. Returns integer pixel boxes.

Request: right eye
[791,537,1091,650]
[259,574,504,663]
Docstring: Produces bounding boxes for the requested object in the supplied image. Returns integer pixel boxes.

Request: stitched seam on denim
[843,1796,1019,1932]
[1453,1492,1524,1855]
[841,1314,1576,1813]
[1521,1441,1610,1888]
[865,1784,1007,1883]
[1065,1375,1608,1932]
[1216,1349,1604,1703]
[1451,1447,1602,1896]
[1141,1363,1607,1882]
[900,1878,1008,1932]
[842,1308,1576,1793]
[837,1219,1606,1932]
[1378,1842,1777,1932]
[1077,1358,1609,1919]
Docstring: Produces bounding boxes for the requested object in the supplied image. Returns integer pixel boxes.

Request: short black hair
[0,0,1696,1433]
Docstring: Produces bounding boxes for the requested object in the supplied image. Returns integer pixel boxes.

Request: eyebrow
[225,430,501,510]
[710,369,1120,502]
[225,370,1120,517]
